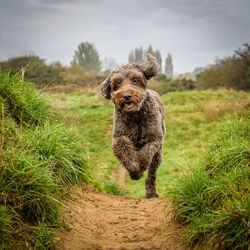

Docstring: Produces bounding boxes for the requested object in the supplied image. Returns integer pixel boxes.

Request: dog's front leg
[138,142,160,171]
[112,136,142,180]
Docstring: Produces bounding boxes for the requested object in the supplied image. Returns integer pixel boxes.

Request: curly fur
[100,54,165,198]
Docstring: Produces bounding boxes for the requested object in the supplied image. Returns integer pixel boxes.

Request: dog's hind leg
[145,151,162,198]
[112,136,142,179]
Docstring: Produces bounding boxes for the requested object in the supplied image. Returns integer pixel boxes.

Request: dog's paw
[146,193,159,199]
[129,170,143,180]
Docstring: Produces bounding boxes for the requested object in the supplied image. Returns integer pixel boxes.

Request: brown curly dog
[101,54,166,198]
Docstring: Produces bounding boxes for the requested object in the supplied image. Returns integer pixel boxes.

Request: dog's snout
[123,93,132,101]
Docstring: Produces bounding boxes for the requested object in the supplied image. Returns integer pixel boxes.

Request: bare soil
[54,187,187,250]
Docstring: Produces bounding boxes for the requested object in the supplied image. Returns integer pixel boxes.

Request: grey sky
[0,0,249,73]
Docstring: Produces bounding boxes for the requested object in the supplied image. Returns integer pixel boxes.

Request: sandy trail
[55,188,187,250]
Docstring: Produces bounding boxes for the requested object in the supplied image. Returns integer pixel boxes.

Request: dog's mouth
[124,102,134,110]
[121,101,138,112]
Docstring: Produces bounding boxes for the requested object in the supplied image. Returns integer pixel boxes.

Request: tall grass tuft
[0,72,91,248]
[20,123,91,185]
[168,115,250,249]
[0,72,51,126]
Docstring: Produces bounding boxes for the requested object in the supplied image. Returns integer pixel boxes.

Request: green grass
[3,71,248,249]
[168,116,249,249]
[46,89,250,199]
[0,73,91,248]
[44,88,249,249]
[0,73,52,126]
[46,92,121,188]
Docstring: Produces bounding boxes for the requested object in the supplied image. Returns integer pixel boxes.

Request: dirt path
[110,164,127,187]
[55,188,187,250]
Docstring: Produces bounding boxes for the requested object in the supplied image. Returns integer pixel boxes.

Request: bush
[0,55,106,88]
[0,55,64,86]
[148,78,194,95]
[197,44,250,91]
[168,115,250,249]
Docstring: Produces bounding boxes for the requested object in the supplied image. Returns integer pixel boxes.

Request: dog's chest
[120,114,153,147]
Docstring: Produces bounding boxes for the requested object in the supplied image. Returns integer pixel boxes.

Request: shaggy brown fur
[101,54,166,198]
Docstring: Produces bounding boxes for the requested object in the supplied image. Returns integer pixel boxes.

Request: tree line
[73,42,174,79]
[0,41,249,91]
[128,46,173,78]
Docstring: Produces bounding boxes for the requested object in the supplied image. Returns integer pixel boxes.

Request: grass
[168,115,249,249]
[46,92,120,186]
[0,73,91,248]
[0,72,52,126]
[5,79,247,248]
[45,89,250,199]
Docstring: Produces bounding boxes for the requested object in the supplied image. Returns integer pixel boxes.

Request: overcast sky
[0,0,249,73]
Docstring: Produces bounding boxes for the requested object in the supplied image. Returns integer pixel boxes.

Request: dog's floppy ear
[139,54,160,80]
[100,77,111,99]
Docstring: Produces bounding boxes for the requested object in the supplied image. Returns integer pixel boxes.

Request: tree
[73,42,101,73]
[146,46,162,71]
[128,46,162,71]
[102,57,119,72]
[0,55,64,86]
[128,47,145,64]
[154,50,162,72]
[197,56,245,90]
[147,45,154,55]
[196,44,250,90]
[235,43,250,90]
[164,53,173,79]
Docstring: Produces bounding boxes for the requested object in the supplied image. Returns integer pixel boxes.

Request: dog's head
[101,54,160,112]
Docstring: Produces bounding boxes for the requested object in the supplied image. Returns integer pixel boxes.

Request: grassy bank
[168,115,249,249]
[0,73,91,248]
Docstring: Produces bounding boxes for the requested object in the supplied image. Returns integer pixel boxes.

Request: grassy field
[46,89,249,249]
[46,89,249,198]
[1,71,249,249]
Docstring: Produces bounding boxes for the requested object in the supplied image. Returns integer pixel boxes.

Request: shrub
[168,115,250,249]
[197,44,250,91]
[149,79,185,94]
[0,55,106,88]
[0,55,64,86]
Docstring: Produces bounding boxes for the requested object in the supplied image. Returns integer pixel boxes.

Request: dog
[101,54,165,198]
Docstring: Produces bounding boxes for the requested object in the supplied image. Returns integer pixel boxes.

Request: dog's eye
[115,80,121,85]
[112,85,118,91]
[132,78,137,83]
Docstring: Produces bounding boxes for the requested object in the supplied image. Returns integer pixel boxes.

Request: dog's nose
[123,93,132,101]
